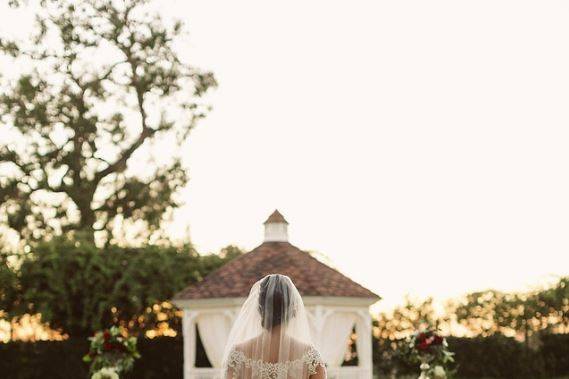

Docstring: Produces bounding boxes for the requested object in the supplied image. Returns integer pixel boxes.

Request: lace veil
[222,274,326,379]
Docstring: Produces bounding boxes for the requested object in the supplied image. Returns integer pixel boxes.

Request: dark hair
[258,274,296,329]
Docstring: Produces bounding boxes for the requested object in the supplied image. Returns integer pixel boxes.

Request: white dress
[226,345,325,379]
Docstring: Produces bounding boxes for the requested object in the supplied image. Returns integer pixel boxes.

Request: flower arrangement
[91,367,119,379]
[83,326,140,377]
[400,328,455,379]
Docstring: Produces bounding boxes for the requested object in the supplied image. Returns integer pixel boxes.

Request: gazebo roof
[174,241,380,301]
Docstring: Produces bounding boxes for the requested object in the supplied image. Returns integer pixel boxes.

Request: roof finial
[263,209,288,242]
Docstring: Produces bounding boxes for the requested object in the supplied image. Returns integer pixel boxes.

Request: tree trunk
[75,188,96,243]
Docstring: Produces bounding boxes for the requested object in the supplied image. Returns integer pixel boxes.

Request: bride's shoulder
[288,339,320,355]
[301,344,323,362]
[296,343,325,376]
[287,339,324,366]
[231,337,256,355]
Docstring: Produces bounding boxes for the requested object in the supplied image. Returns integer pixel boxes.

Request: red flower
[109,342,123,351]
[103,330,111,341]
[103,342,113,351]
[433,335,444,345]
[417,341,430,351]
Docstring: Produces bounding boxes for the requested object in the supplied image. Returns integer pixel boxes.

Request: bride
[222,274,327,379]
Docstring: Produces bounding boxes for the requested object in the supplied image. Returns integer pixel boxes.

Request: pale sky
[2,1,569,310]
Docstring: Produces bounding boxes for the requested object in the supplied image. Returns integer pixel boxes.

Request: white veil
[222,274,326,379]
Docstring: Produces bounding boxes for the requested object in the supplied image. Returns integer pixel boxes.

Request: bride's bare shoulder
[288,338,316,352]
[231,337,317,356]
[232,336,262,354]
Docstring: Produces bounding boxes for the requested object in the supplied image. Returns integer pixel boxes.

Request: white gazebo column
[183,310,198,379]
[355,310,373,379]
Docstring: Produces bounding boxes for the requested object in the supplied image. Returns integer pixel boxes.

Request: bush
[3,334,568,379]
[0,333,221,379]
[1,238,241,337]
[541,333,569,377]
[124,337,183,379]
[374,334,568,379]
[0,337,184,379]
[0,339,89,378]
[447,335,545,378]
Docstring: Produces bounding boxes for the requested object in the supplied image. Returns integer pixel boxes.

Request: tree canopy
[375,277,569,343]
[0,0,216,243]
[453,278,569,339]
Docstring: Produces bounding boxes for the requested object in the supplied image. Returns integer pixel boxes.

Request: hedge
[446,336,544,378]
[375,334,569,379]
[1,334,568,378]
[0,338,185,379]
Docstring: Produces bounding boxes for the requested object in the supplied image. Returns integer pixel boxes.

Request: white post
[356,310,373,379]
[183,310,198,379]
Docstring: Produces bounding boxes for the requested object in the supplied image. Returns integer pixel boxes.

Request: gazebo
[173,210,380,379]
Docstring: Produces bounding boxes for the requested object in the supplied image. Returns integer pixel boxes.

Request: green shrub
[541,333,569,376]
[374,334,567,379]
[447,335,545,378]
[0,339,90,378]
[1,238,241,337]
[1,334,568,379]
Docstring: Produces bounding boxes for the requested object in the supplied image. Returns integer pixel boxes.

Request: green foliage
[0,251,18,314]
[0,338,90,378]
[0,0,217,243]
[374,279,569,377]
[373,334,569,379]
[446,335,546,379]
[1,238,241,337]
[1,335,568,379]
[452,277,569,338]
[541,333,569,377]
[376,297,443,340]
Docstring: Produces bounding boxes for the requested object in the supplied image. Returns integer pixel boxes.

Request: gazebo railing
[186,366,371,379]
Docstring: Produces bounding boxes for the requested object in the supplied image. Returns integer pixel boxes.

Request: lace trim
[227,346,325,378]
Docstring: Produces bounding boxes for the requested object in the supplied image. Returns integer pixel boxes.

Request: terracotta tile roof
[263,210,288,224]
[174,241,380,300]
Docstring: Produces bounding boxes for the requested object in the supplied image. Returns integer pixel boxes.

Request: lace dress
[226,345,325,379]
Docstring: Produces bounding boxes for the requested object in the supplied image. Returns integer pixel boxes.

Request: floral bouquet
[91,367,119,379]
[400,328,455,379]
[83,326,140,378]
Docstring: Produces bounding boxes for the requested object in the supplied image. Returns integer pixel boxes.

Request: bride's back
[236,335,311,362]
[222,274,326,379]
[226,335,323,378]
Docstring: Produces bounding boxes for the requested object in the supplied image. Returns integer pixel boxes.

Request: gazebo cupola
[263,209,289,242]
[173,210,380,379]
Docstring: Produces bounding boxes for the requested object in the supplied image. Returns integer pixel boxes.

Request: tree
[376,297,442,340]
[0,0,216,243]
[1,238,242,338]
[0,252,18,322]
[373,298,449,377]
[533,277,569,333]
[452,277,569,340]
